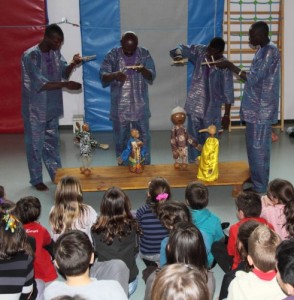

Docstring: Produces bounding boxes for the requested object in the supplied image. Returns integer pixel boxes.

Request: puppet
[170,106,202,169]
[197,125,220,181]
[120,128,146,173]
[74,122,109,175]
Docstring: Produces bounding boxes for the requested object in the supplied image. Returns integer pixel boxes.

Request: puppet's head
[171,106,186,126]
[82,123,90,132]
[130,128,140,139]
[199,125,218,137]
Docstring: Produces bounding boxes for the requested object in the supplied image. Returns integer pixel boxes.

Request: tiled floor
[1,126,293,300]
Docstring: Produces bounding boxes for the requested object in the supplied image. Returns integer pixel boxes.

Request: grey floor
[1,126,294,300]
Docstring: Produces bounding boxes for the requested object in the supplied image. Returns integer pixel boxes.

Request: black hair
[45,23,64,39]
[185,182,208,210]
[208,37,225,52]
[235,191,261,218]
[54,230,93,277]
[251,21,269,36]
[276,239,294,287]
[15,196,41,224]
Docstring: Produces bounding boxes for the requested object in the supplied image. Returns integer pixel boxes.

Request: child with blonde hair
[49,176,97,243]
[228,224,285,300]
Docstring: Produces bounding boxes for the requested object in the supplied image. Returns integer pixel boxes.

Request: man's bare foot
[271,132,279,142]
[34,182,49,191]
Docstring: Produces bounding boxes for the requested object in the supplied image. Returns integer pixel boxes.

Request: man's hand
[114,71,127,82]
[65,81,82,90]
[71,53,82,65]
[221,115,230,130]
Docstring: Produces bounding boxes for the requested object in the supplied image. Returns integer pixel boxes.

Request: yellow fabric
[197,137,219,182]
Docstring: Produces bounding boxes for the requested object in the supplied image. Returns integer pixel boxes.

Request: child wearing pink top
[260,179,294,240]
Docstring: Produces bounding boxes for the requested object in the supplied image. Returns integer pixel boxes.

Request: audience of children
[212,191,274,273]
[227,223,286,299]
[44,230,128,300]
[145,221,215,300]
[261,178,294,239]
[276,239,294,299]
[0,212,36,299]
[14,196,58,298]
[185,181,224,267]
[136,176,171,266]
[91,186,141,296]
[150,263,209,300]
[2,175,294,300]
[49,176,97,243]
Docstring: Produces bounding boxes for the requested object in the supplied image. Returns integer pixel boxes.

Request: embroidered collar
[252,268,276,281]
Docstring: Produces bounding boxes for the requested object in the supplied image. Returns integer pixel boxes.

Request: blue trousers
[246,122,271,193]
[24,117,61,185]
[113,118,151,164]
[187,114,221,162]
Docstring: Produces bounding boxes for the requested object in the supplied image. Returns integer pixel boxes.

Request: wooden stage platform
[54,161,250,197]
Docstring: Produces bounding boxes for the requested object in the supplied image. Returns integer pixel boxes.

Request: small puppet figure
[170,106,202,169]
[74,122,109,175]
[120,128,146,173]
[197,125,220,182]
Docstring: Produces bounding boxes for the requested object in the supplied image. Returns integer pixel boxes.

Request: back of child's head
[0,212,32,259]
[147,177,171,211]
[276,239,294,291]
[166,221,208,272]
[185,182,208,210]
[267,178,294,204]
[50,176,84,234]
[158,201,191,231]
[55,176,83,204]
[52,296,86,300]
[248,224,281,272]
[237,219,261,262]
[235,191,261,218]
[99,186,132,218]
[54,230,93,277]
[14,196,41,224]
[0,185,16,214]
[92,186,140,244]
[150,263,209,300]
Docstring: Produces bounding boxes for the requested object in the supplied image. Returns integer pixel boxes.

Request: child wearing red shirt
[212,191,273,272]
[15,196,57,298]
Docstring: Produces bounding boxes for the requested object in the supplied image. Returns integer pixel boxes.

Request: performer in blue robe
[21,24,82,190]
[215,21,280,193]
[170,37,234,162]
[100,31,156,165]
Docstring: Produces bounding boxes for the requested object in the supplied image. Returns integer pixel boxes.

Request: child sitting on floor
[44,230,127,300]
[185,181,224,268]
[136,177,171,267]
[15,196,57,298]
[276,239,294,299]
[227,224,285,299]
[261,178,294,240]
[212,191,274,273]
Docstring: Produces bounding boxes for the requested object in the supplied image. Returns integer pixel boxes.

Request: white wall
[47,0,294,128]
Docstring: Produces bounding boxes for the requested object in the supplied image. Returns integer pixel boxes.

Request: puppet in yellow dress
[197,125,220,181]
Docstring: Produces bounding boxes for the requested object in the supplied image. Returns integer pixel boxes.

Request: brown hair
[92,186,141,244]
[151,263,209,300]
